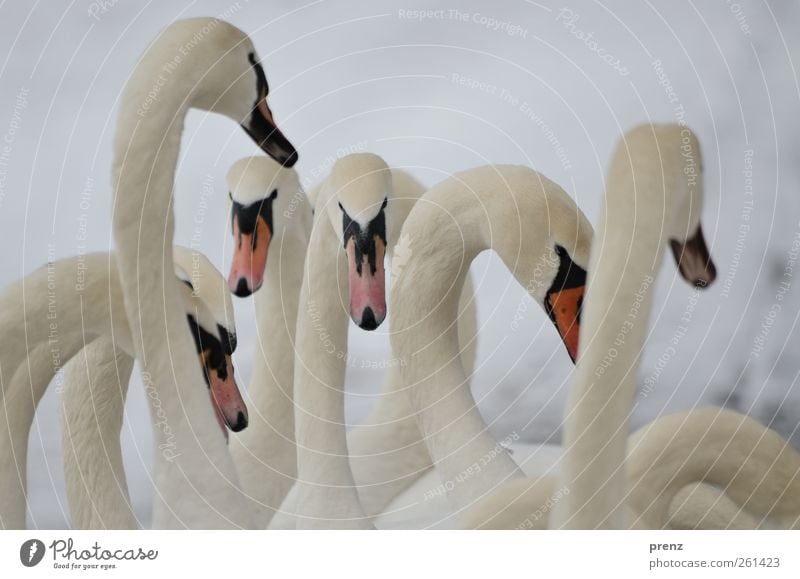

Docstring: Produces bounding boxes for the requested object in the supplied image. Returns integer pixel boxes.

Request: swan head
[616,124,717,289]
[174,249,248,441]
[662,127,716,288]
[144,18,297,166]
[326,153,392,330]
[225,156,302,296]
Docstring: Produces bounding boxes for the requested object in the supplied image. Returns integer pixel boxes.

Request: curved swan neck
[230,197,311,526]
[554,126,697,529]
[0,255,131,366]
[0,254,128,529]
[393,165,591,342]
[391,165,592,508]
[290,166,426,529]
[111,50,249,528]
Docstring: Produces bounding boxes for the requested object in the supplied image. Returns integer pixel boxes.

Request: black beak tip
[693,263,717,289]
[231,411,248,432]
[281,148,299,168]
[233,278,252,298]
[358,307,379,331]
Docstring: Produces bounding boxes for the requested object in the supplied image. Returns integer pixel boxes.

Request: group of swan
[0,248,244,528]
[2,16,798,530]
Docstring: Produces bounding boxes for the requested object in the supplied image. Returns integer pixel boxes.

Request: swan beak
[228,212,271,297]
[547,286,584,363]
[346,236,387,331]
[202,352,249,437]
[242,86,298,167]
[669,226,717,288]
[210,394,230,443]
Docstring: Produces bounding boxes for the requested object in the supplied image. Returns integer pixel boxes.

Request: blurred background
[0,0,798,528]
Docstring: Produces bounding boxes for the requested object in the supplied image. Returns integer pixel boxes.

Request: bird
[289,153,430,528]
[108,17,296,528]
[0,248,245,529]
[388,163,592,511]
[458,407,800,529]
[553,123,716,529]
[59,247,246,529]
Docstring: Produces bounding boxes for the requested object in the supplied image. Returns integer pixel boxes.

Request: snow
[0,0,798,528]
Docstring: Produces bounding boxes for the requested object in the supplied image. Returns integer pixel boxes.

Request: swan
[222,155,477,527]
[222,156,312,527]
[626,407,800,529]
[388,164,592,511]
[552,123,717,529]
[109,17,296,528]
[290,153,432,528]
[458,408,800,529]
[0,249,246,529]
[58,248,243,529]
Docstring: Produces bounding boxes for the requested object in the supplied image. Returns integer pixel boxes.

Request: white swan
[0,250,245,529]
[626,407,800,529]
[221,155,477,527]
[452,125,799,530]
[388,164,592,512]
[59,248,243,529]
[109,17,296,528]
[552,123,717,529]
[291,153,429,528]
[222,156,312,527]
[458,408,800,529]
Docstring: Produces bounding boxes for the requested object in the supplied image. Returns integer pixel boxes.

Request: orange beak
[199,351,248,441]
[228,214,271,297]
[546,286,584,363]
[346,236,387,330]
